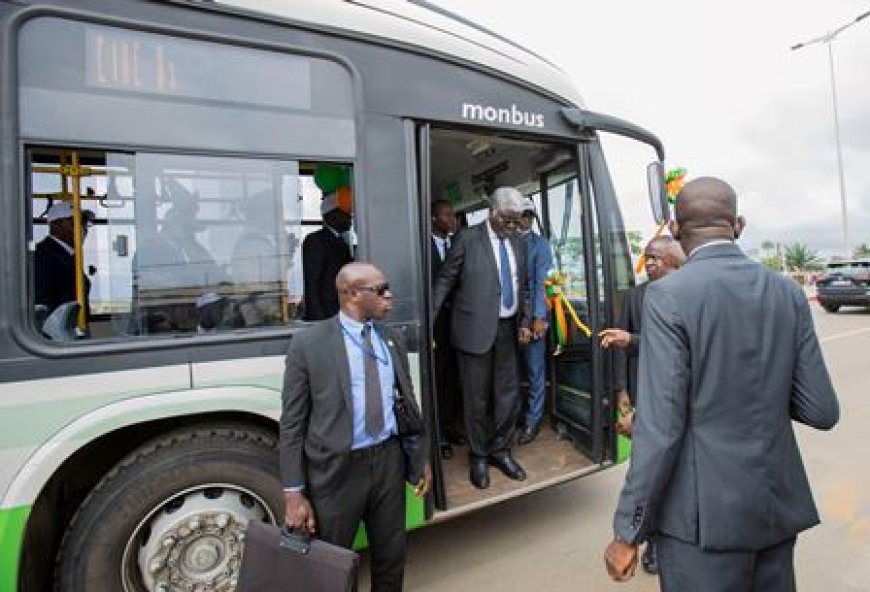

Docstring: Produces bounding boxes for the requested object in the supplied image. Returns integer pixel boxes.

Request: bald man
[604,177,839,591]
[601,236,686,424]
[281,263,430,592]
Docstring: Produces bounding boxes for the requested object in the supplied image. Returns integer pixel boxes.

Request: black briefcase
[237,521,359,592]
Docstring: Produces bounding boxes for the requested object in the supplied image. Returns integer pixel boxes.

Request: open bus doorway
[418,126,609,514]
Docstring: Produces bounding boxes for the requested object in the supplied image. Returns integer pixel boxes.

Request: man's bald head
[647,235,685,267]
[336,262,380,292]
[336,262,393,321]
[671,177,744,254]
[644,235,685,280]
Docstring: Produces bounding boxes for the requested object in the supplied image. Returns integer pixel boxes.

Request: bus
[0,1,669,590]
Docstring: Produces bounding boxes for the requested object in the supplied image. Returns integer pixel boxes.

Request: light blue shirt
[339,311,398,450]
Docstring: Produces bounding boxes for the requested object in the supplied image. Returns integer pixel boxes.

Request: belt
[349,436,397,461]
[499,315,517,322]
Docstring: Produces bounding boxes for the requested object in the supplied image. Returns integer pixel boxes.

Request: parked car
[815,259,870,313]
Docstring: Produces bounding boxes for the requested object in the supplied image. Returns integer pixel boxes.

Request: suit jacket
[301,228,352,321]
[34,236,90,319]
[431,236,447,280]
[279,316,428,492]
[614,243,839,551]
[432,222,530,355]
[613,282,649,403]
[524,231,553,320]
[431,236,451,345]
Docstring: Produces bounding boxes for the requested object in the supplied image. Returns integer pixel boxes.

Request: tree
[626,230,644,256]
[853,243,870,259]
[784,242,824,271]
[760,240,775,258]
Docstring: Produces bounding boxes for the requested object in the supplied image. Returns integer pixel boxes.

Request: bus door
[418,124,609,511]
[536,148,608,462]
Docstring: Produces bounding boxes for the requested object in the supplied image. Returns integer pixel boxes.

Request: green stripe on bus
[0,506,30,592]
[352,485,427,550]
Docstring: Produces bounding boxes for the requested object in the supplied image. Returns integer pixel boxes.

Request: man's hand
[413,463,433,498]
[616,390,632,412]
[599,328,632,350]
[604,538,639,582]
[616,411,634,438]
[518,327,532,344]
[284,490,316,534]
[531,318,547,340]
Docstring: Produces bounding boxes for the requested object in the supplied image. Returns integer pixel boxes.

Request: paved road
[362,305,870,591]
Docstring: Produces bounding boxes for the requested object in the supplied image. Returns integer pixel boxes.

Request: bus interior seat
[41,301,81,342]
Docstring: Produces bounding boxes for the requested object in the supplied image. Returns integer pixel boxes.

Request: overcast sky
[431,0,870,257]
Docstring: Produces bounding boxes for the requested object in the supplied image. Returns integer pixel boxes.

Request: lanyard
[341,324,390,366]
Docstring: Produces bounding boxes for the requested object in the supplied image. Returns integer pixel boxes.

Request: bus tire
[821,303,840,313]
[54,425,282,592]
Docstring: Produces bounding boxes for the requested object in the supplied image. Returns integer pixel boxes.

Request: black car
[815,259,870,313]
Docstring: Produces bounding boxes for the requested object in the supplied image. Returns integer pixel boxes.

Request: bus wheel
[55,425,282,592]
[821,303,840,313]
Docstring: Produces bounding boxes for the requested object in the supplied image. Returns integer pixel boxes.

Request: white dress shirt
[485,219,518,318]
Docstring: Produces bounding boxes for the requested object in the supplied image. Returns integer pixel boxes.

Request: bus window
[28,147,349,341]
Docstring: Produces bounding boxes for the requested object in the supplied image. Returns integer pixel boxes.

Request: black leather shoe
[517,423,540,446]
[440,442,453,460]
[470,458,490,489]
[489,451,527,481]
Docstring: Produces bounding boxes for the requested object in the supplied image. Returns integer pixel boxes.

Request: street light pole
[791,10,870,259]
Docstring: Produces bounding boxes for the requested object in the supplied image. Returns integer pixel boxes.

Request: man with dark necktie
[433,187,531,489]
[281,262,431,592]
[430,199,465,459]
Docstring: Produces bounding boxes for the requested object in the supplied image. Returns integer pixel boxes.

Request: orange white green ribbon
[544,271,591,344]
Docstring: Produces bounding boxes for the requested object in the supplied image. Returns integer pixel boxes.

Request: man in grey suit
[433,187,532,489]
[604,177,839,591]
[281,262,431,592]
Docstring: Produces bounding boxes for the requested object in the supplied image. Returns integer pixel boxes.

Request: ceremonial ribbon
[544,271,592,345]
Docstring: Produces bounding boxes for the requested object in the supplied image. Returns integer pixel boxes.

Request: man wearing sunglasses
[281,262,431,592]
[433,187,532,490]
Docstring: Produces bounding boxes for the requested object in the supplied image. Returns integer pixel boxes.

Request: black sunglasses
[356,282,391,296]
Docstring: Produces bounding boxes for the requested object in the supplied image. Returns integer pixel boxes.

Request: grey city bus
[0,1,668,590]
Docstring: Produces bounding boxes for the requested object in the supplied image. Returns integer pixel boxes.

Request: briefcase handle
[279,525,311,555]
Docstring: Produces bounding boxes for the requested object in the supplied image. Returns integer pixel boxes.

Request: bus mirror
[646,161,669,224]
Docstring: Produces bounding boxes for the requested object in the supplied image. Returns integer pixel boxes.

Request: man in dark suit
[605,177,839,591]
[302,195,353,321]
[599,235,684,575]
[34,202,93,321]
[430,199,464,459]
[433,187,532,489]
[281,262,431,592]
[600,236,685,430]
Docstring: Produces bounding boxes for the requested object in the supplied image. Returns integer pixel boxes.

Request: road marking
[820,327,870,343]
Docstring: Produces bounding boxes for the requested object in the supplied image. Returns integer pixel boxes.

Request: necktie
[499,237,514,309]
[362,324,384,437]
